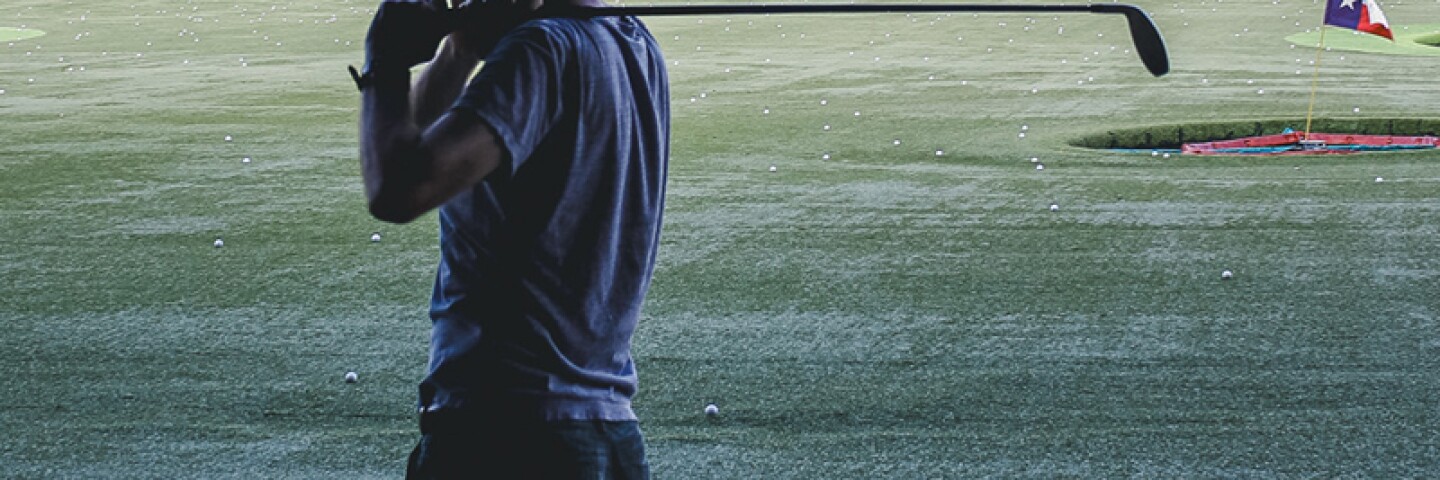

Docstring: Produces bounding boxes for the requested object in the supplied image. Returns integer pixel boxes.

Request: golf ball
[213,238,224,248]
[1375,177,1384,183]
[224,135,232,142]
[345,372,358,383]
[1035,164,1044,171]
[704,404,719,416]
[768,165,777,172]
[1221,270,1234,280]
[242,157,251,163]
[370,233,382,243]
[1050,204,1059,212]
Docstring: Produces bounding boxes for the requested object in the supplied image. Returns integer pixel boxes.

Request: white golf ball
[1375,177,1384,183]
[1035,164,1045,170]
[1221,270,1233,280]
[242,157,251,163]
[224,135,233,142]
[370,233,382,243]
[345,372,358,383]
[704,404,719,416]
[1049,204,1059,212]
[768,165,777,172]
[213,238,224,248]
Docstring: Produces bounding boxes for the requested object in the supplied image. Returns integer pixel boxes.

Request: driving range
[1,0,1437,477]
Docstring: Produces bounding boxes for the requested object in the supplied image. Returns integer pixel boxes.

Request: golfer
[355,0,668,477]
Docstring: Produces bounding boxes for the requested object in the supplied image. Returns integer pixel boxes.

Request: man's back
[422,16,669,421]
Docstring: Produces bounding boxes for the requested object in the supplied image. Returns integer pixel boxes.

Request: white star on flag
[1339,0,1357,9]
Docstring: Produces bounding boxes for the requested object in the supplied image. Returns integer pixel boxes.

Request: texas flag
[1324,0,1394,41]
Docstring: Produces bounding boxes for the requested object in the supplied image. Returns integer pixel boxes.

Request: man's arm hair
[360,41,502,224]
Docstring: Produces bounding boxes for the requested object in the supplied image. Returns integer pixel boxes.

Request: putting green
[1286,24,1440,56]
[0,27,46,42]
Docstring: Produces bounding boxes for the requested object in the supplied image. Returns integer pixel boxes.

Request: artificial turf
[2,0,1437,478]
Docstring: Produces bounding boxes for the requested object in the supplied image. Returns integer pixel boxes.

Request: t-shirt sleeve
[452,25,566,175]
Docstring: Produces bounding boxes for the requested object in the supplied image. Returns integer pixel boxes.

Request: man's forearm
[360,70,427,221]
[412,40,481,127]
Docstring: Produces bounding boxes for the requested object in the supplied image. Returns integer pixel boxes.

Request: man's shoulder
[517,16,653,42]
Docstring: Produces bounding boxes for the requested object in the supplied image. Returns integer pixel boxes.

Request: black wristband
[348,65,410,92]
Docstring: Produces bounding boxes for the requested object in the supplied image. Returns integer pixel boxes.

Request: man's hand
[364,0,455,74]
[446,0,545,59]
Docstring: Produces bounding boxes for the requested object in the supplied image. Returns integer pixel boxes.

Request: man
[355,0,668,477]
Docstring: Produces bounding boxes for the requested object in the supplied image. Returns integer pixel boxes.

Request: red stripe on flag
[1358,5,1395,40]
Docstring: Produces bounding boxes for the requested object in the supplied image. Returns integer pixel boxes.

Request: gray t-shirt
[422,16,669,421]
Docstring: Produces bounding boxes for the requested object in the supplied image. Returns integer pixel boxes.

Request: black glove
[363,0,455,74]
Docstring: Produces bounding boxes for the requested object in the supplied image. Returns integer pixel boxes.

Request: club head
[1091,4,1170,77]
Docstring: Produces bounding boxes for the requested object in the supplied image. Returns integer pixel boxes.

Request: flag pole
[1302,25,1328,142]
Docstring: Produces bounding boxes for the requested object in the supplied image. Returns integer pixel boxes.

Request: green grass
[3,0,1439,478]
[0,27,47,42]
[1287,23,1440,56]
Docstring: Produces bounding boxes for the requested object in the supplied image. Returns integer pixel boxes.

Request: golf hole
[1071,118,1440,156]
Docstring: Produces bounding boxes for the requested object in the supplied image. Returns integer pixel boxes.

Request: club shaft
[555,4,1096,16]
[532,3,1169,77]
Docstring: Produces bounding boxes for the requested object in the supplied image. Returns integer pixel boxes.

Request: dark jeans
[405,413,650,480]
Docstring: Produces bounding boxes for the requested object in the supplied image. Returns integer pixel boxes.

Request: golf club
[540,3,1170,77]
